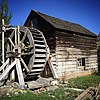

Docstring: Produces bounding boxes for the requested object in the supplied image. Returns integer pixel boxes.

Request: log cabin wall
[55,30,98,78]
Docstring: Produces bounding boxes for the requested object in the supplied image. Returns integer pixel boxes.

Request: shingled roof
[25,10,96,37]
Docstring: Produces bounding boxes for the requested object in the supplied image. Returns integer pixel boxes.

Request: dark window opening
[78,58,85,66]
[82,58,85,66]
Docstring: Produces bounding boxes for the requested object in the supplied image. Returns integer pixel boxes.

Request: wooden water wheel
[6,26,49,80]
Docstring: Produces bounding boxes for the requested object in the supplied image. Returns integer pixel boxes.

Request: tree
[0,0,12,64]
[0,0,12,25]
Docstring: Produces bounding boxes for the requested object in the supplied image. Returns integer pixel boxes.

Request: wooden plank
[0,58,9,72]
[56,47,96,52]
[75,87,96,100]
[0,59,16,81]
[85,66,98,69]
[88,57,97,60]
[31,69,43,72]
[35,44,46,47]
[33,64,44,67]
[33,35,43,39]
[56,50,96,55]
[48,57,58,79]
[87,63,98,66]
[35,49,46,52]
[32,32,42,36]
[57,68,79,73]
[16,59,25,88]
[86,61,97,63]
[57,61,75,64]
[34,40,44,43]
[34,59,45,62]
[28,72,40,76]
[35,54,46,57]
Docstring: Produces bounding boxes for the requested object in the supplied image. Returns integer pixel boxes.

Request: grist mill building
[24,10,97,79]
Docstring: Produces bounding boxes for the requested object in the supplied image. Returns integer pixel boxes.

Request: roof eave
[55,28,97,38]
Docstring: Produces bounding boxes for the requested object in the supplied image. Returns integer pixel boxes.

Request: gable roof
[25,10,97,37]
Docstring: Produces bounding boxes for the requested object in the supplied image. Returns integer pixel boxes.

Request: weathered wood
[0,58,9,72]
[31,69,43,72]
[48,56,58,79]
[35,44,46,47]
[16,59,25,88]
[55,31,97,78]
[0,59,16,81]
[85,66,98,70]
[35,54,46,57]
[34,59,45,63]
[33,64,44,67]
[5,26,49,81]
[75,87,97,100]
[35,49,46,52]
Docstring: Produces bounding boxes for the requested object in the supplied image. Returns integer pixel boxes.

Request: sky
[7,0,100,34]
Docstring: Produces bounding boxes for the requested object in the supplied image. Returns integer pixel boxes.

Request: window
[78,58,85,66]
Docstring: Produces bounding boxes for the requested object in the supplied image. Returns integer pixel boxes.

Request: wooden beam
[0,59,16,81]
[48,56,58,79]
[16,58,25,89]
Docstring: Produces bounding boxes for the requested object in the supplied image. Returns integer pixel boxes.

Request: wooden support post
[0,59,16,81]
[16,58,25,89]
[2,19,4,63]
[18,26,20,44]
[15,28,17,46]
[10,58,15,82]
[0,58,9,72]
[48,55,58,79]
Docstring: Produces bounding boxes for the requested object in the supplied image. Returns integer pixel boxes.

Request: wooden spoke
[7,43,10,53]
[10,30,15,39]
[21,51,34,56]
[8,38,15,47]
[24,45,33,49]
[21,30,28,43]
[20,58,29,72]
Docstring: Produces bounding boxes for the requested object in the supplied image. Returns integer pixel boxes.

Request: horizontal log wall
[55,31,97,78]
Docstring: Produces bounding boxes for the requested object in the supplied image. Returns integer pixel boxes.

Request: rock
[11,82,20,88]
[0,86,27,97]
[36,77,59,86]
[50,80,59,86]
[26,81,43,90]
[46,85,59,91]
[14,92,18,95]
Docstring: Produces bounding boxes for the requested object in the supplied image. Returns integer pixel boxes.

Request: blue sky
[8,0,100,34]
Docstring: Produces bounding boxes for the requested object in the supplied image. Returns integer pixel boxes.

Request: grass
[0,92,55,100]
[67,74,100,89]
[0,88,82,100]
[0,74,100,100]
